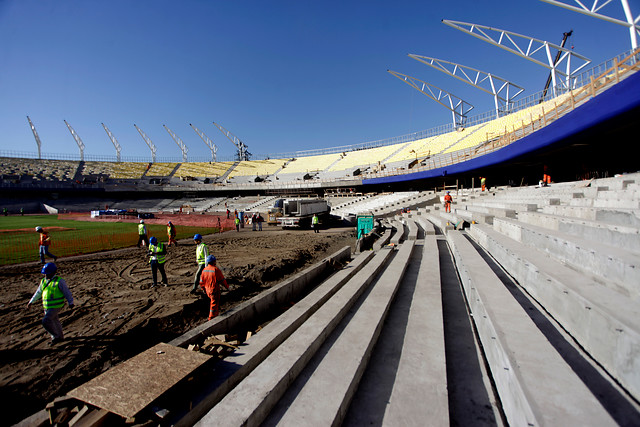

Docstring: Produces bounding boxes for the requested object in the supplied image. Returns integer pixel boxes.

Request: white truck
[276,198,330,228]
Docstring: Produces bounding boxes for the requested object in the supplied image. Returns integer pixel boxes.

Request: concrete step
[541,205,640,228]
[175,250,375,426]
[469,222,640,402]
[269,242,415,426]
[196,246,397,426]
[492,216,640,298]
[447,230,618,426]
[517,210,640,254]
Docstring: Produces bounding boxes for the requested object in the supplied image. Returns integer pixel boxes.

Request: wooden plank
[67,343,210,419]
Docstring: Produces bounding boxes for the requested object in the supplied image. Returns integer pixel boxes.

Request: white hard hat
[140,220,144,224]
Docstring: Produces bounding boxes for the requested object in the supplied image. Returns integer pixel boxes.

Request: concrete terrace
[166,174,640,425]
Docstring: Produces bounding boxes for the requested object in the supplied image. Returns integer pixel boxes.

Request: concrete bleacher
[40,174,640,426]
[192,174,639,425]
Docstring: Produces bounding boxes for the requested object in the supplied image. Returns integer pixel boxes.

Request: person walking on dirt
[191,234,209,294]
[444,191,453,213]
[257,213,264,231]
[148,236,168,288]
[312,214,320,233]
[35,226,57,264]
[251,213,257,231]
[26,262,74,345]
[137,220,149,248]
[235,216,240,232]
[167,221,178,247]
[217,217,222,233]
[199,255,229,320]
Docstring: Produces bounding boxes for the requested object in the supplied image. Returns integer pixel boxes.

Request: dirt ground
[0,226,356,425]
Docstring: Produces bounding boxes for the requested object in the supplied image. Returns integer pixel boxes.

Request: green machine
[356,214,374,239]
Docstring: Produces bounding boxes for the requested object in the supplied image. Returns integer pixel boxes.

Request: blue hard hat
[149,236,158,245]
[41,263,57,275]
[193,234,202,241]
[206,255,216,264]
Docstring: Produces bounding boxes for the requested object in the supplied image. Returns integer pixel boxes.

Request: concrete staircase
[38,174,640,426]
[176,174,640,426]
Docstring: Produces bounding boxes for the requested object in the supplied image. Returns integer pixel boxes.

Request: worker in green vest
[312,214,320,233]
[26,263,74,345]
[191,234,209,294]
[148,236,168,288]
[137,219,149,248]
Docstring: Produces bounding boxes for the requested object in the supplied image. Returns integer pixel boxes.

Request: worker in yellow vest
[137,220,149,248]
[26,263,74,345]
[148,236,168,288]
[190,234,209,294]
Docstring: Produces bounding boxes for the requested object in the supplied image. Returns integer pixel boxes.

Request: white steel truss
[64,120,85,161]
[134,124,157,163]
[539,0,640,49]
[442,19,591,95]
[27,116,42,159]
[101,123,122,162]
[409,54,525,116]
[163,125,189,162]
[212,122,251,161]
[388,69,474,129]
[190,123,218,162]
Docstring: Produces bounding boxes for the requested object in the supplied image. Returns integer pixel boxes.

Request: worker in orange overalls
[199,255,229,320]
[480,176,486,192]
[543,165,551,186]
[167,221,178,247]
[35,226,57,264]
[444,191,453,213]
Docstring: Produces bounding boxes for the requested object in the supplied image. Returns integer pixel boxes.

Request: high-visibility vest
[41,276,65,309]
[312,215,319,224]
[138,224,146,235]
[196,243,208,265]
[149,243,166,264]
[167,224,175,237]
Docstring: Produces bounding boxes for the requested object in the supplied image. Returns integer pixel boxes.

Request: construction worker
[191,234,209,294]
[137,220,149,248]
[235,216,240,232]
[199,255,229,320]
[444,191,453,213]
[543,165,551,186]
[26,262,74,345]
[35,226,56,264]
[312,214,320,233]
[148,236,168,288]
[480,176,487,191]
[167,221,177,247]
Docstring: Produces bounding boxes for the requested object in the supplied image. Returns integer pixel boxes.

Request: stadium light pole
[27,116,42,159]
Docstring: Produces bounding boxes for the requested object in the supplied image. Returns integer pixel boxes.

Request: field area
[0,215,220,265]
[0,220,356,425]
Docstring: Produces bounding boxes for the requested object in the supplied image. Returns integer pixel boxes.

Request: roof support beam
[442,19,591,96]
[409,54,524,116]
[388,69,474,129]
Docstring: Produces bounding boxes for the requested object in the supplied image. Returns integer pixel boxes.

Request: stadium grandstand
[4,4,640,426]
[1,46,638,209]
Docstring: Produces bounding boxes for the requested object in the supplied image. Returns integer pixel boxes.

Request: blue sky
[0,0,636,162]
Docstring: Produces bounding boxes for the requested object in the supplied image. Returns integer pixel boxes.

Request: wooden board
[68,343,210,419]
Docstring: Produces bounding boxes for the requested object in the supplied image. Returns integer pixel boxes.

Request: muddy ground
[0,226,356,425]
